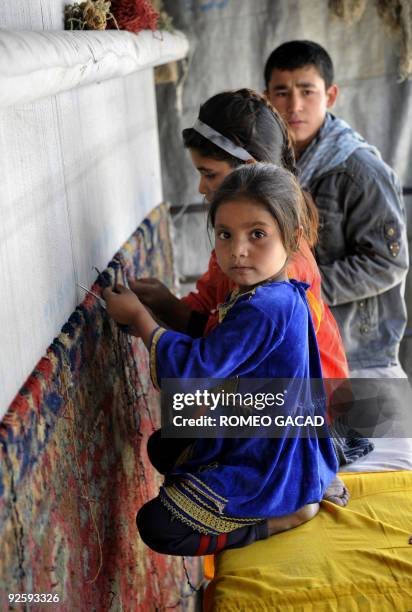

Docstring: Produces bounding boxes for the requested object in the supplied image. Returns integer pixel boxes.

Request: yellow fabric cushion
[204,471,412,611]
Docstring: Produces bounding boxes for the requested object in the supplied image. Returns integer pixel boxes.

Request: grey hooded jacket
[307,147,408,370]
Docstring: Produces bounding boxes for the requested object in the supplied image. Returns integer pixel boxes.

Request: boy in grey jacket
[264,40,409,379]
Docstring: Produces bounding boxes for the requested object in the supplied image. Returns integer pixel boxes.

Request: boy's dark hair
[208,164,303,257]
[264,40,334,89]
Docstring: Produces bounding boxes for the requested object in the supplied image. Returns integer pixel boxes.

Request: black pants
[137,430,269,556]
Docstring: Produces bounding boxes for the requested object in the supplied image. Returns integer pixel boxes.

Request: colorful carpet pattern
[0,203,201,610]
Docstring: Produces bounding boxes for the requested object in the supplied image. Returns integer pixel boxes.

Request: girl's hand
[103,285,145,326]
[128,278,174,312]
[128,277,193,333]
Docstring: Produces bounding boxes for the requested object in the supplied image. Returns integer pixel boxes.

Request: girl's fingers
[131,278,160,289]
[138,277,157,284]
[113,284,127,294]
[102,286,113,300]
[102,285,128,300]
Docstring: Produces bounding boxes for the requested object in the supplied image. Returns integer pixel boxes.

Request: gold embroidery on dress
[160,482,261,534]
[160,493,220,535]
[217,278,293,324]
[188,474,228,504]
[150,327,167,389]
[174,443,194,466]
[218,287,259,323]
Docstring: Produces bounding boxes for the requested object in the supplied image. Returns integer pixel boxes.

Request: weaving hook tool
[77,283,106,309]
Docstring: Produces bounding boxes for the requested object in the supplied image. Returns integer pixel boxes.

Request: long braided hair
[182,89,318,247]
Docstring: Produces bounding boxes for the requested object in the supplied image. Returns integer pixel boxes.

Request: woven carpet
[0,203,201,610]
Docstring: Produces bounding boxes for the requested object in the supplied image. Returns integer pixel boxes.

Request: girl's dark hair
[182,88,296,172]
[183,88,318,247]
[209,164,304,257]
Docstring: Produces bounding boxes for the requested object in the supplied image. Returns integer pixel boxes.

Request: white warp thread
[0,29,189,107]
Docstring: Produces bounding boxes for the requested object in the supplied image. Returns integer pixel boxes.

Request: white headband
[192,119,256,162]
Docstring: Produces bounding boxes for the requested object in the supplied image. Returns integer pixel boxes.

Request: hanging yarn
[151,0,174,32]
[376,0,412,80]
[83,0,114,28]
[329,0,368,23]
[109,0,160,32]
[64,0,118,30]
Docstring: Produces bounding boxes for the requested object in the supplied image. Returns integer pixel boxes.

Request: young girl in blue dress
[103,163,338,556]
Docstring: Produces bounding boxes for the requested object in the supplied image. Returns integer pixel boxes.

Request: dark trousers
[137,430,269,556]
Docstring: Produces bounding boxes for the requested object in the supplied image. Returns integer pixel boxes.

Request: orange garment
[181,239,348,380]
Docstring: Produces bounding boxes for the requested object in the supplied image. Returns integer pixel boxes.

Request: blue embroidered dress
[150,280,338,535]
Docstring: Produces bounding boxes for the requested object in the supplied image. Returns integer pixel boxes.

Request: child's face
[214,199,288,290]
[265,65,338,157]
[190,149,235,202]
